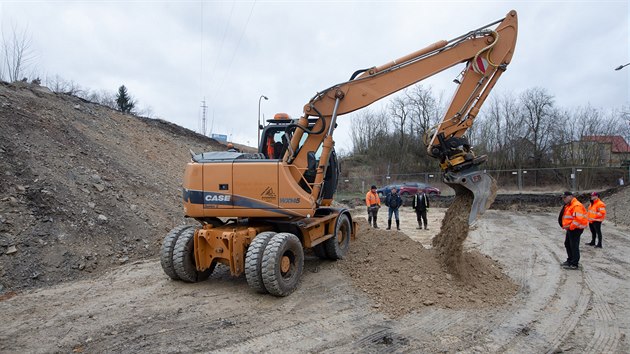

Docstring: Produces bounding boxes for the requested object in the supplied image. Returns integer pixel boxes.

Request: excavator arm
[284,10,518,225]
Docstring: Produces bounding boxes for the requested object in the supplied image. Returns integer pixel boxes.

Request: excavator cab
[259,114,339,202]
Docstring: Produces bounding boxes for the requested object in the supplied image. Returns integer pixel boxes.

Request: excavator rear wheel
[261,233,304,297]
[160,225,193,280]
[172,227,214,283]
[324,214,351,260]
[245,231,276,293]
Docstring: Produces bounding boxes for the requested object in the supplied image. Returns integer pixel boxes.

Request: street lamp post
[614,63,630,71]
[257,95,268,147]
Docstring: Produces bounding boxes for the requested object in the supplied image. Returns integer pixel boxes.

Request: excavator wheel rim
[280,255,291,273]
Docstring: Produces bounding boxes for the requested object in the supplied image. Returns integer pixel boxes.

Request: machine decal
[280,198,300,204]
[183,188,303,217]
[260,187,277,201]
[182,189,232,205]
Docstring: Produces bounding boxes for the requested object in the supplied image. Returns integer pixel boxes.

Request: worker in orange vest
[365,185,381,228]
[586,191,606,248]
[559,191,588,270]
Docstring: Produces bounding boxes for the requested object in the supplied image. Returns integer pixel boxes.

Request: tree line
[1,24,145,116]
[348,85,630,176]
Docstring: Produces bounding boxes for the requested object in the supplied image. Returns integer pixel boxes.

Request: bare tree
[45,75,84,95]
[520,87,556,167]
[1,23,35,82]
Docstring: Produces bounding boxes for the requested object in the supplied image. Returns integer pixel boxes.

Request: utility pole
[200,98,208,136]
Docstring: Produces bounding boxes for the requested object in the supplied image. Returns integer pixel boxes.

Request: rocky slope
[0,82,225,291]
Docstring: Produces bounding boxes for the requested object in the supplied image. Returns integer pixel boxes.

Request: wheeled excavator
[160,10,518,296]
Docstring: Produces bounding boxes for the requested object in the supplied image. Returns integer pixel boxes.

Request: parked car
[376,184,402,196]
[398,182,441,196]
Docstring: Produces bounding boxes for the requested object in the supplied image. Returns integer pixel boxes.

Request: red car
[398,182,441,196]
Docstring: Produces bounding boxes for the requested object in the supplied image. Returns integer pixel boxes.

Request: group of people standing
[559,191,607,270]
[365,185,430,231]
[366,184,608,272]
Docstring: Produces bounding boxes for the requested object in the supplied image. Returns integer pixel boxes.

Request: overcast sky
[1,1,628,153]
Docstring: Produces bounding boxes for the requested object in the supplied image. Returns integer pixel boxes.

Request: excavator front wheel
[324,214,351,260]
[245,231,276,294]
[172,227,214,283]
[261,233,304,297]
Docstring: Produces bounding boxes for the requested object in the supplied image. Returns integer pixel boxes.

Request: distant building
[211,133,228,142]
[553,135,630,167]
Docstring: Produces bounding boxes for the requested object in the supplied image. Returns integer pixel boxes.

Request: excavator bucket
[443,169,497,226]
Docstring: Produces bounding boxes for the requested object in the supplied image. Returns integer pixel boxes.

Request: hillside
[0,82,225,291]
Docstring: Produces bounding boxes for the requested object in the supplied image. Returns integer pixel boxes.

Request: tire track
[582,272,622,353]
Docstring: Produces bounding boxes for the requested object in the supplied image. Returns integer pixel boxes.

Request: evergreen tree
[116,85,135,113]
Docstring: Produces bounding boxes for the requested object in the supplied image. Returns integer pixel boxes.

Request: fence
[337,166,630,196]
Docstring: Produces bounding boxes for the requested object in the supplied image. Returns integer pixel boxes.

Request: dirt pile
[602,185,630,227]
[335,219,517,317]
[0,82,224,291]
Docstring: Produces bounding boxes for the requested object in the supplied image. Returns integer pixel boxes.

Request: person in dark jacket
[412,190,430,229]
[385,187,403,230]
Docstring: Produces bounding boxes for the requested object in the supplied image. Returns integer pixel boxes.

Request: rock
[400,255,410,260]
[119,256,129,264]
[130,204,138,211]
[436,288,445,295]
[6,245,17,254]
[16,185,26,192]
[88,202,96,209]
[8,197,18,206]
[74,104,81,109]
[91,174,102,182]
[423,300,435,306]
[93,183,105,192]
[412,275,423,282]
[446,274,453,281]
[78,263,86,270]
[97,214,108,223]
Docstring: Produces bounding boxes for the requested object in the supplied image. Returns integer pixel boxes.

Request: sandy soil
[2,208,628,353]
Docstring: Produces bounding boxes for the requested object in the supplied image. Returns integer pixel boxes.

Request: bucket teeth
[443,169,496,226]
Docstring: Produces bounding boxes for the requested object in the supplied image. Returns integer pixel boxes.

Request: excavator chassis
[160,209,356,297]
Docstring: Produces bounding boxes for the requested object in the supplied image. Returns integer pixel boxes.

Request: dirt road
[1,209,629,353]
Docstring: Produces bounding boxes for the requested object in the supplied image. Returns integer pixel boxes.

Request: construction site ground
[1,83,630,353]
[2,207,629,353]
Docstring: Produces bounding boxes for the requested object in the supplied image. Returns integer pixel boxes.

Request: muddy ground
[2,207,629,353]
[2,83,630,353]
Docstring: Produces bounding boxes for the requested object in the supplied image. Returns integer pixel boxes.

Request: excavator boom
[286,10,518,225]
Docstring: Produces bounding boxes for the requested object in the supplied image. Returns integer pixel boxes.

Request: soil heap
[0,82,225,291]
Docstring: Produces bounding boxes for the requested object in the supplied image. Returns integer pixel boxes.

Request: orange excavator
[161,10,518,296]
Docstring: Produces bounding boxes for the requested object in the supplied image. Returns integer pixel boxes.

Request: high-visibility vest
[562,197,588,230]
[365,191,381,207]
[587,198,606,222]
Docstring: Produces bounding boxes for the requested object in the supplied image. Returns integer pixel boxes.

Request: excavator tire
[160,225,193,280]
[245,231,276,293]
[324,214,351,260]
[261,233,304,297]
[172,227,214,283]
